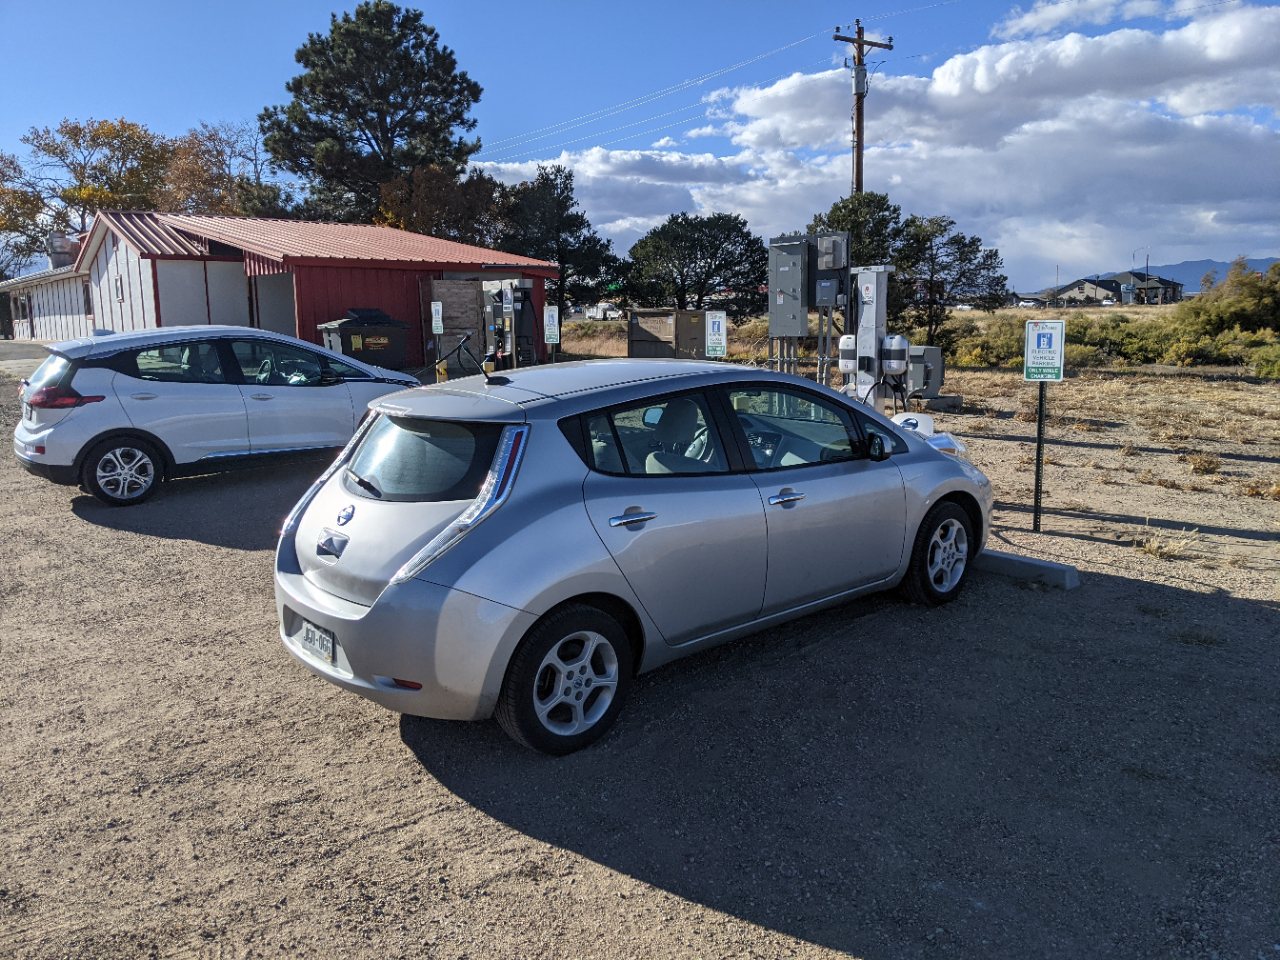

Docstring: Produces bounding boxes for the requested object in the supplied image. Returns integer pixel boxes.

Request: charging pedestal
[844,265,894,411]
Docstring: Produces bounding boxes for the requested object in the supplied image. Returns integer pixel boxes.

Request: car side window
[230,340,323,387]
[587,392,729,476]
[852,410,910,455]
[725,386,859,470]
[322,356,370,380]
[133,342,226,384]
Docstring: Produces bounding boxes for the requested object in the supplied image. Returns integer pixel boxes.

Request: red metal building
[1,211,558,367]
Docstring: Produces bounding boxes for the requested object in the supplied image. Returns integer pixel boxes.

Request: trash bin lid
[344,308,410,328]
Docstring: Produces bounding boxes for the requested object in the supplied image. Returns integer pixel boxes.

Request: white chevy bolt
[14,327,418,505]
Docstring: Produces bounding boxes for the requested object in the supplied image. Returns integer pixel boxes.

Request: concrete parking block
[975,548,1080,589]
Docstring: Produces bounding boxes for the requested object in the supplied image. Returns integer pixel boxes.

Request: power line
[480,0,1247,164]
[477,30,835,155]
[481,56,835,164]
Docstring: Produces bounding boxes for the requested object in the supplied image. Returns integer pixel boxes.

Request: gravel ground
[2,366,1278,960]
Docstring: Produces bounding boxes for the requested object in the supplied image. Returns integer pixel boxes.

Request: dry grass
[1132,525,1198,560]
[1118,444,1138,457]
[1185,453,1222,475]
[1241,479,1280,500]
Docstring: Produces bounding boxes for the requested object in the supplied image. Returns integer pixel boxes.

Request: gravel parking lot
[2,361,1278,960]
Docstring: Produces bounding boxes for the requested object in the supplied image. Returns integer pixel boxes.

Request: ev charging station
[768,234,937,414]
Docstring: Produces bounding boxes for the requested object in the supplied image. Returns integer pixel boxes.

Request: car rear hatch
[18,351,89,431]
[294,413,521,606]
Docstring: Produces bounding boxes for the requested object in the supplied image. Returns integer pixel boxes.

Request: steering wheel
[255,358,274,384]
[685,425,710,461]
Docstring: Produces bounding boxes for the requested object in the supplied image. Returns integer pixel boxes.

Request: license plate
[299,620,335,663]
[23,404,33,421]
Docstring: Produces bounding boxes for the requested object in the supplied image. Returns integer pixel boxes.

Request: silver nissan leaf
[275,360,993,755]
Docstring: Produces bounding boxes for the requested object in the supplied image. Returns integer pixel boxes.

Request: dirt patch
[1,368,1278,959]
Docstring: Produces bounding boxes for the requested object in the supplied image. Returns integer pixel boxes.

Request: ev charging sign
[1024,320,1065,381]
[705,311,727,358]
[430,301,443,335]
[544,305,560,344]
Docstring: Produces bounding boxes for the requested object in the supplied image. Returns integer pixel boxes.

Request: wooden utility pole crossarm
[835,21,893,195]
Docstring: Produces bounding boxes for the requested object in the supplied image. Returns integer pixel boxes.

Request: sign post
[1024,319,1065,532]
[705,310,727,358]
[544,304,560,363]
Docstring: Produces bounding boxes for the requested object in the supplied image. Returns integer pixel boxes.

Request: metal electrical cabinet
[626,310,708,360]
[768,236,812,337]
[908,345,944,399]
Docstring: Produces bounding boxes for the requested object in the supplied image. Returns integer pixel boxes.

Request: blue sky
[2,0,1277,288]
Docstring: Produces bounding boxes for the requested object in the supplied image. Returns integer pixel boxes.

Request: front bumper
[274,535,537,721]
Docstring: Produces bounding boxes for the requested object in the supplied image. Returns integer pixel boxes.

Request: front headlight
[390,424,530,585]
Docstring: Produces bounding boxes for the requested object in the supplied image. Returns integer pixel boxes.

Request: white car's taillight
[390,424,530,585]
[280,413,381,536]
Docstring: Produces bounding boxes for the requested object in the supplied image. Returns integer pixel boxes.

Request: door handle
[130,393,158,400]
[769,492,805,505]
[249,393,274,401]
[609,511,657,527]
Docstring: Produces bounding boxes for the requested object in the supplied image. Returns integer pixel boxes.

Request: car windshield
[26,353,71,392]
[344,416,504,502]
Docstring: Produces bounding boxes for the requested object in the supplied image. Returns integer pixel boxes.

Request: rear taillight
[26,385,104,409]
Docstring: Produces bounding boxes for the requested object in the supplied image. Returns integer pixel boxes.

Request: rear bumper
[13,444,78,485]
[274,534,536,721]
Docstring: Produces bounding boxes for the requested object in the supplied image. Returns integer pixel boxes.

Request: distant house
[0,211,557,366]
[1056,277,1123,302]
[1057,272,1182,304]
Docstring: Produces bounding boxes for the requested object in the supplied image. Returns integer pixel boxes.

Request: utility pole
[835,21,893,194]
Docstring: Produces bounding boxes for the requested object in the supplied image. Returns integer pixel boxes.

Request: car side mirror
[643,407,663,426]
[319,370,342,386]
[867,434,891,461]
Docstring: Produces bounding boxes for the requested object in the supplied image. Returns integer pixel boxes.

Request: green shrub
[1249,344,1280,379]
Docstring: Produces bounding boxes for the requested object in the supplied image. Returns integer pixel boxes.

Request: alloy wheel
[532,630,620,736]
[96,447,155,501]
[927,517,968,593]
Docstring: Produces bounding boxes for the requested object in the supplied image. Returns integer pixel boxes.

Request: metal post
[1033,380,1046,532]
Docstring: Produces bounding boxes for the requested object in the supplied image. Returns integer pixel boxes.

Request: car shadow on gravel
[69,461,322,551]
[401,571,1280,959]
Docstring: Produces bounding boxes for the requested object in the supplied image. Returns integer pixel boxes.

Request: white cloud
[480,5,1280,282]
[651,136,679,148]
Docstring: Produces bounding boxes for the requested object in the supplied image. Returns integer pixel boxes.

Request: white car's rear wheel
[83,439,162,506]
[496,604,632,755]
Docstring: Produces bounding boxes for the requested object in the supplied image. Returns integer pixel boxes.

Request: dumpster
[317,309,411,370]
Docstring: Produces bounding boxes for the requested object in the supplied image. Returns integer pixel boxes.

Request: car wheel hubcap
[927,518,968,592]
[96,447,154,500]
[532,630,619,737]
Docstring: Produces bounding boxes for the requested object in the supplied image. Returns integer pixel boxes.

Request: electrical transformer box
[768,236,812,337]
[909,345,944,399]
[812,231,849,307]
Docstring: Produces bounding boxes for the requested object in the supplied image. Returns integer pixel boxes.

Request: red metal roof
[163,213,556,270]
[75,211,557,273]
[90,210,207,258]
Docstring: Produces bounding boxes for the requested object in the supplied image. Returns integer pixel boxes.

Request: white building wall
[206,261,250,326]
[254,274,297,335]
[88,233,154,333]
[156,260,211,326]
[25,275,86,340]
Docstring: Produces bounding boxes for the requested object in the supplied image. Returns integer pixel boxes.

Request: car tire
[82,438,163,506]
[495,603,633,755]
[900,501,973,606]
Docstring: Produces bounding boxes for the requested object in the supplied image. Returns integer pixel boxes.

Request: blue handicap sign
[1037,332,1053,349]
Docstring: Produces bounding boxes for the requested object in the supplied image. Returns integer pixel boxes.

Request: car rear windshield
[27,353,72,392]
[343,416,505,502]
